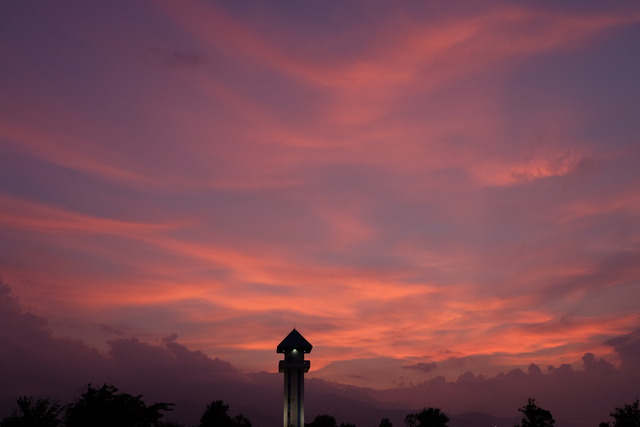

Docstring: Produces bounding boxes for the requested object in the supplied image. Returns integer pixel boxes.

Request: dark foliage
[232,414,252,427]
[379,418,393,427]
[0,396,63,427]
[514,398,554,427]
[306,414,337,427]
[198,400,251,427]
[64,384,173,427]
[404,407,449,427]
[199,401,233,427]
[601,399,640,427]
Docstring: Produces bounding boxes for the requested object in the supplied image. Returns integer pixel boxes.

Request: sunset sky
[1,1,640,420]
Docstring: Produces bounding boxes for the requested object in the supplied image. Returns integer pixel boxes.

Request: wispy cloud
[1,0,639,404]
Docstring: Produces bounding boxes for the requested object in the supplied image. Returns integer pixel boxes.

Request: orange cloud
[2,0,639,390]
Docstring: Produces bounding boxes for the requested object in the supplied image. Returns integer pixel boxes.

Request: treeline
[0,384,248,427]
[1,385,638,427]
[309,398,640,427]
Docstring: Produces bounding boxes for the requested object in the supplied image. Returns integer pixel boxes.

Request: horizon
[1,1,639,425]
[1,284,638,426]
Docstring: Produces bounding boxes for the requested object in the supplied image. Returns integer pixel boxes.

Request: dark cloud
[605,328,640,375]
[403,362,437,372]
[99,323,128,336]
[0,280,249,425]
[369,349,639,427]
[0,282,106,407]
[581,352,617,375]
[528,363,542,375]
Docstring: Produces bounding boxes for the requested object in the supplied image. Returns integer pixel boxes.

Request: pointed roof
[277,328,313,353]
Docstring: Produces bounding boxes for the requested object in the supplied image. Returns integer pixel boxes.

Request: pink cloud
[156,2,640,132]
[0,120,155,186]
[1,2,639,413]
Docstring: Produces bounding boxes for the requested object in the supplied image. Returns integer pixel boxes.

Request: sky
[1,1,640,425]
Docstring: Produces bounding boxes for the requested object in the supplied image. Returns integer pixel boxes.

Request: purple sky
[1,1,640,425]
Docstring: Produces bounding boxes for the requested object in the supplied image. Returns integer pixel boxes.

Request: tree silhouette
[199,400,252,427]
[600,399,640,427]
[514,398,555,427]
[379,417,393,427]
[0,396,63,427]
[306,414,337,427]
[199,400,233,427]
[232,414,252,427]
[64,384,173,427]
[404,407,449,427]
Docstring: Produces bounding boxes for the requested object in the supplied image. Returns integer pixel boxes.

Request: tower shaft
[277,329,313,427]
[280,360,309,427]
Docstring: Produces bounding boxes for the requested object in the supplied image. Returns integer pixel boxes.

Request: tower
[277,328,312,427]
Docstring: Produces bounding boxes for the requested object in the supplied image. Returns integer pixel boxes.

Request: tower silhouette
[277,328,312,427]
